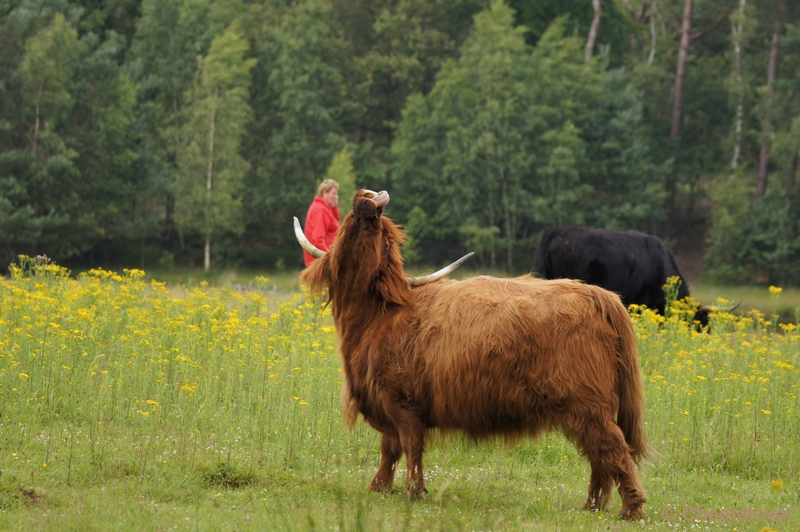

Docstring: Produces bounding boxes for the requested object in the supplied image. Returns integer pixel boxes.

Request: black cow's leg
[368,431,402,493]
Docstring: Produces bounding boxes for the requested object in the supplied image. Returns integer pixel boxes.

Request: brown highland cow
[295,190,648,518]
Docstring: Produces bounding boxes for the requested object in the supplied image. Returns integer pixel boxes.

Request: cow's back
[534,226,686,313]
[411,275,624,437]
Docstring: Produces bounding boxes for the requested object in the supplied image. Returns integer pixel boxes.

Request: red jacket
[303,196,340,266]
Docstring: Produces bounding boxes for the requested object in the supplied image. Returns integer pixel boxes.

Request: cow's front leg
[397,420,427,499]
[368,431,402,493]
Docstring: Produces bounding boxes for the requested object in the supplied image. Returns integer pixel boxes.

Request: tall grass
[0,258,797,530]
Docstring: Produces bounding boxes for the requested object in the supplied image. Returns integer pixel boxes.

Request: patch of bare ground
[0,481,43,508]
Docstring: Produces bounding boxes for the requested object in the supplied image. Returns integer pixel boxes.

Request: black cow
[534,226,735,327]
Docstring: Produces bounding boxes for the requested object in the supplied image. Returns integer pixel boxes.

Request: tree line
[1,0,798,284]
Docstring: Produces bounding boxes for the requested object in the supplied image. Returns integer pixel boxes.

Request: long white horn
[408,252,474,287]
[699,298,743,313]
[372,190,389,207]
[361,189,390,208]
[293,217,325,258]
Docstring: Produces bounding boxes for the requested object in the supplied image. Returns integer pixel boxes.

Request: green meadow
[0,259,797,531]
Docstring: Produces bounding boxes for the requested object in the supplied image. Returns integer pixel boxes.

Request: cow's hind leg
[582,462,614,512]
[569,415,646,519]
[396,417,427,499]
[368,432,402,493]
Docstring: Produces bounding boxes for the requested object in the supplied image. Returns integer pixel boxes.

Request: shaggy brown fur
[301,190,649,518]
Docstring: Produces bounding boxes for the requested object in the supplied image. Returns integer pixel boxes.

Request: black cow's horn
[293,217,325,258]
[408,253,474,286]
[699,298,743,313]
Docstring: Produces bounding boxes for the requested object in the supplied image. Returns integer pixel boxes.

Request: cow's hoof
[368,480,393,494]
[581,496,606,512]
[404,485,427,500]
[619,500,645,520]
[582,502,598,512]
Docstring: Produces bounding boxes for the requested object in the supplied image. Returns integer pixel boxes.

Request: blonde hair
[317,179,339,196]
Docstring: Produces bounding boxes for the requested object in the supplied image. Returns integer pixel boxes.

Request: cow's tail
[532,227,556,277]
[607,298,650,462]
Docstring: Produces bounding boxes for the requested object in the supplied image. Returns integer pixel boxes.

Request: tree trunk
[163,192,176,247]
[140,232,146,270]
[204,88,219,273]
[755,0,787,197]
[501,177,513,272]
[666,0,693,231]
[33,103,40,156]
[585,0,602,62]
[32,100,41,215]
[648,2,657,65]
[487,198,497,269]
[730,0,746,174]
[787,152,798,193]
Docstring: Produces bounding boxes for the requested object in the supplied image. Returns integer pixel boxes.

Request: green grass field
[1,260,797,531]
[142,264,800,319]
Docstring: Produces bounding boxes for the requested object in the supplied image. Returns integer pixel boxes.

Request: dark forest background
[1,0,799,284]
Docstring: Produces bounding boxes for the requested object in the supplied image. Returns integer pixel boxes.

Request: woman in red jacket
[303,179,340,266]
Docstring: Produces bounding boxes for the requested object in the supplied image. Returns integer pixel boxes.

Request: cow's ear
[300,254,331,294]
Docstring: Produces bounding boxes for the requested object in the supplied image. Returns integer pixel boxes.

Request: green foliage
[532,120,591,226]
[174,23,256,268]
[0,0,799,283]
[458,222,503,268]
[707,182,800,285]
[241,0,354,241]
[339,0,489,186]
[324,146,357,206]
[508,0,635,65]
[17,13,82,120]
[392,1,536,268]
[6,13,88,261]
[0,180,43,265]
[392,5,659,269]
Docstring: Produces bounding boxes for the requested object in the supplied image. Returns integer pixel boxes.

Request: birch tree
[729,0,749,173]
[17,13,84,214]
[585,0,602,61]
[175,24,256,271]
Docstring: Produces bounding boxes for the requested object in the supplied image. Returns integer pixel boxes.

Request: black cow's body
[534,226,704,324]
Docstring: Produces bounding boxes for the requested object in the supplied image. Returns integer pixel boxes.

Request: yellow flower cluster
[0,259,338,461]
[1,258,797,488]
[630,280,798,475]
